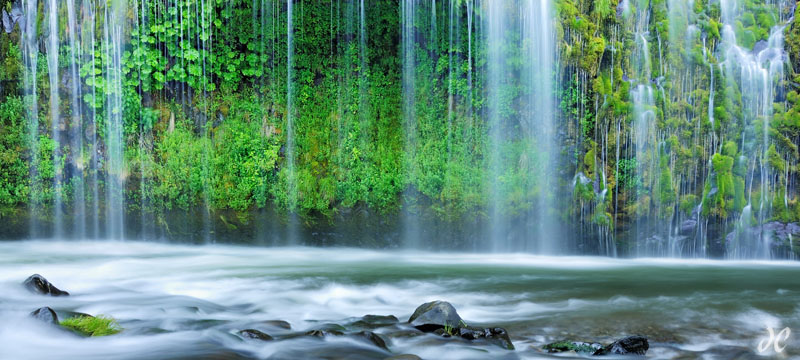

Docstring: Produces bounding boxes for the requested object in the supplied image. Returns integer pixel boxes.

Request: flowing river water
[0,241,798,359]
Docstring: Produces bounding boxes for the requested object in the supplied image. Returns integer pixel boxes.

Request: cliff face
[0,0,797,257]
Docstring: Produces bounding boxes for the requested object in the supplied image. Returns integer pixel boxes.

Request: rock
[261,320,291,329]
[593,335,649,356]
[238,329,273,341]
[543,340,602,354]
[752,40,769,54]
[407,301,513,350]
[483,327,514,350]
[679,220,697,235]
[23,274,69,296]
[350,314,399,329]
[352,331,389,351]
[304,329,343,337]
[30,307,59,325]
[457,327,514,350]
[303,324,346,337]
[408,301,464,331]
[384,355,421,360]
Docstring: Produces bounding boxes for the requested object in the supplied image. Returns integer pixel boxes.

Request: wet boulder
[385,355,421,360]
[593,335,649,356]
[349,314,399,329]
[408,301,464,331]
[408,301,514,350]
[262,320,292,329]
[30,307,59,325]
[238,329,273,341]
[458,326,514,350]
[23,274,69,296]
[351,331,389,351]
[304,323,346,337]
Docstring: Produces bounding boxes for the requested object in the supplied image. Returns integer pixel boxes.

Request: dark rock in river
[408,301,514,350]
[351,331,390,351]
[460,326,514,350]
[408,300,464,331]
[350,314,399,329]
[593,335,649,356]
[304,324,347,337]
[238,329,273,341]
[261,320,292,330]
[543,340,603,354]
[23,274,69,296]
[385,355,422,360]
[30,307,59,325]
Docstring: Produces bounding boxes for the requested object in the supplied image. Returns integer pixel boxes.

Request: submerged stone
[23,274,69,296]
[304,329,344,337]
[30,307,59,325]
[303,324,346,337]
[352,330,389,351]
[385,355,422,360]
[593,335,649,356]
[262,320,292,329]
[350,314,399,329]
[238,329,273,341]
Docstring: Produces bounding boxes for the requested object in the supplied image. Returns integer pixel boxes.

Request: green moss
[658,152,676,205]
[543,340,597,353]
[61,315,122,337]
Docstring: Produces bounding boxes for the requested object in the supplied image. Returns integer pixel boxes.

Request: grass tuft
[60,315,122,337]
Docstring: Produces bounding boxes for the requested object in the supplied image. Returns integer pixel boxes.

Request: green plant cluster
[61,315,122,337]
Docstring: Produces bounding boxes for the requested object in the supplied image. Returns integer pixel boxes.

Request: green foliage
[657,151,676,205]
[615,158,640,190]
[61,315,122,337]
[0,97,28,211]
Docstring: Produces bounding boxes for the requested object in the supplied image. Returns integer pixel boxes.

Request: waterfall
[103,0,127,240]
[484,0,557,252]
[717,0,790,259]
[45,0,62,238]
[401,0,420,248]
[67,0,85,239]
[525,0,558,254]
[286,0,298,244]
[85,0,101,239]
[485,0,508,251]
[629,1,659,255]
[21,0,39,237]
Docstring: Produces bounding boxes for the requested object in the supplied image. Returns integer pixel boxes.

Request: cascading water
[66,0,86,240]
[485,0,509,251]
[20,0,39,237]
[522,0,558,254]
[103,0,127,240]
[45,0,62,238]
[718,0,791,258]
[286,0,298,245]
[3,0,797,259]
[484,0,558,253]
[401,0,421,248]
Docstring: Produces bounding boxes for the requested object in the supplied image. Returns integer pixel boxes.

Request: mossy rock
[543,340,602,353]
